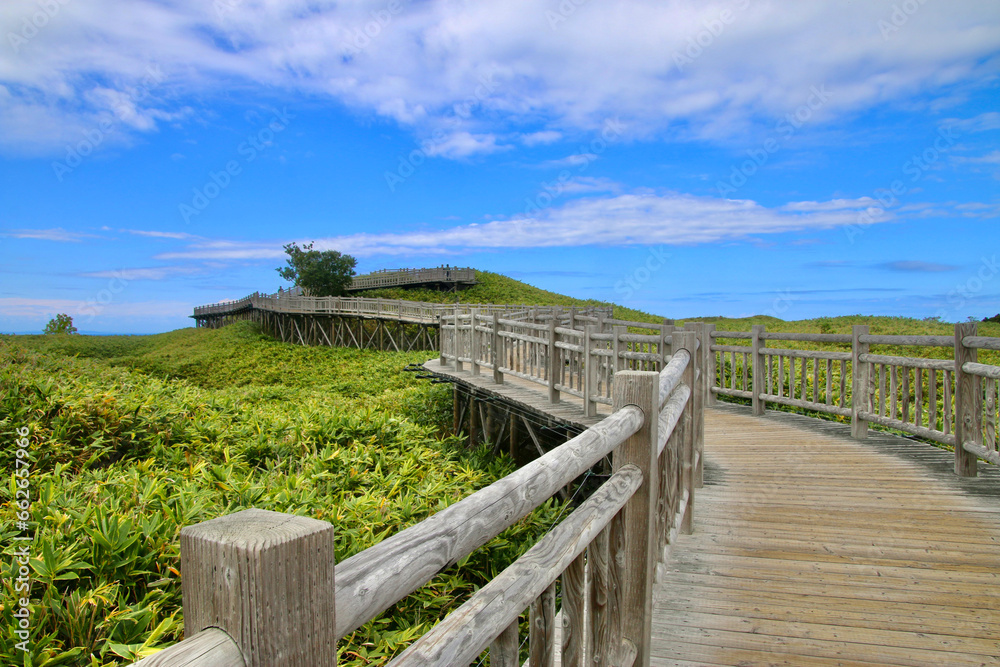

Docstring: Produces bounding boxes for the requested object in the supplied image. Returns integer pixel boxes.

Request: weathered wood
[761,347,852,361]
[859,353,953,371]
[963,335,1000,351]
[658,349,690,409]
[530,583,556,667]
[493,314,504,384]
[851,325,870,439]
[760,331,853,343]
[611,371,659,667]
[658,384,691,456]
[589,528,611,666]
[964,361,1000,380]
[962,440,1000,465]
[751,325,765,416]
[132,629,245,667]
[954,322,980,477]
[764,393,853,417]
[334,404,643,639]
[489,621,519,667]
[562,550,587,666]
[674,332,696,536]
[859,334,954,347]
[387,466,642,666]
[857,410,956,446]
[179,509,337,667]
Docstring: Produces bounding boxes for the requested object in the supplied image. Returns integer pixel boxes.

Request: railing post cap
[181,508,333,546]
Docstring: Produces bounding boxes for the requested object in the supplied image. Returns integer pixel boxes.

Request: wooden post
[453,385,461,436]
[179,509,336,666]
[684,323,706,489]
[584,325,597,417]
[611,371,659,667]
[613,325,626,373]
[703,323,716,405]
[548,318,560,404]
[489,622,519,667]
[561,552,586,666]
[751,324,765,416]
[529,583,556,667]
[851,325,870,439]
[470,309,480,376]
[492,314,503,384]
[674,331,696,535]
[955,322,980,477]
[508,410,518,461]
[468,390,479,448]
[454,307,463,371]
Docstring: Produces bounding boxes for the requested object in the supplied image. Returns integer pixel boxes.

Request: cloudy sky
[1,0,998,333]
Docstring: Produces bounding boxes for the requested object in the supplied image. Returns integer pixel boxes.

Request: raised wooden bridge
[142,301,999,667]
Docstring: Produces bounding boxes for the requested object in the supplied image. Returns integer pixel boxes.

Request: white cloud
[80,265,203,280]
[520,130,562,146]
[120,228,201,240]
[0,297,191,319]
[317,191,898,255]
[1,227,95,241]
[2,0,998,155]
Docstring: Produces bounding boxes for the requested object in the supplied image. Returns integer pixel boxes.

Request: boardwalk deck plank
[652,405,1000,666]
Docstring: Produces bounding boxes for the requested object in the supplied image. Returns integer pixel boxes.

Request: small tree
[276,242,357,297]
[44,313,78,334]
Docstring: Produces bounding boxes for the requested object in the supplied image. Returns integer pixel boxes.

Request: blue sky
[1,0,998,334]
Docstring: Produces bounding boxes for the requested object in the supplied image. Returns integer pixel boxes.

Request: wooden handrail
[704,322,1000,475]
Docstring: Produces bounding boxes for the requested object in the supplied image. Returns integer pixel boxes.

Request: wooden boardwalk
[425,358,1000,665]
[653,405,1000,666]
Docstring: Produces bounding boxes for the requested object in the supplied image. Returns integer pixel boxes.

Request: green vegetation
[277,242,357,296]
[0,323,559,665]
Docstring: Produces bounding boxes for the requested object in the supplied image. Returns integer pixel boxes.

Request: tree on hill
[276,242,357,297]
[44,313,77,334]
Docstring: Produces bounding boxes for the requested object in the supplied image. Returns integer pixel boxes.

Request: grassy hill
[357,269,1000,337]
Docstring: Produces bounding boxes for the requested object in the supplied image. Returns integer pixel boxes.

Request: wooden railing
[348,266,477,291]
[192,291,611,325]
[702,322,1000,474]
[440,312,681,417]
[133,326,705,667]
